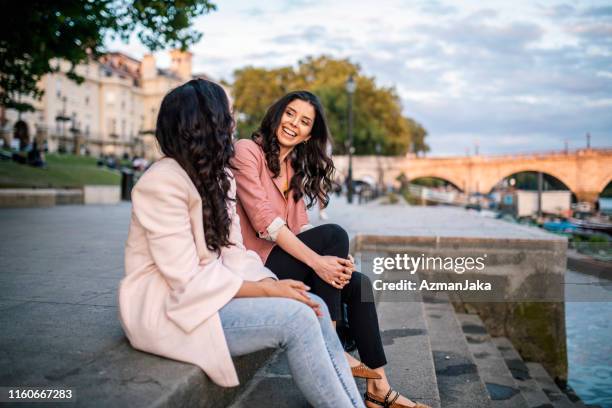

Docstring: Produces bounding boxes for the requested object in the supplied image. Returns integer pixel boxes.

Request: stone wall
[0,186,120,208]
[353,234,569,381]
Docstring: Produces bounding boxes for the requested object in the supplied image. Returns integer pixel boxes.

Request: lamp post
[375,142,383,195]
[346,75,356,203]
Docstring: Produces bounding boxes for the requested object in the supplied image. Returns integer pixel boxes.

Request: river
[566,269,612,407]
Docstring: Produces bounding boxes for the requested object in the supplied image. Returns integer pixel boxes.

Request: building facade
[1,50,199,160]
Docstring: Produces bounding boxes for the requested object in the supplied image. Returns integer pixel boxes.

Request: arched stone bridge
[333,148,612,204]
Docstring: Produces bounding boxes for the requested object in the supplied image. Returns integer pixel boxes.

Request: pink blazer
[231,139,310,263]
[119,158,276,387]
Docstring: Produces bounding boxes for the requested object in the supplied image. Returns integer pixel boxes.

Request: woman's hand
[261,279,322,316]
[347,254,357,273]
[311,255,353,289]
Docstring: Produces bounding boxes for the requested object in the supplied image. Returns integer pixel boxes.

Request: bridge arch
[481,167,577,196]
[404,168,467,193]
[597,172,612,195]
[409,176,463,192]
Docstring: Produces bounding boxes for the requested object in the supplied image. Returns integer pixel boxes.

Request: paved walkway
[0,204,130,388]
[309,195,560,241]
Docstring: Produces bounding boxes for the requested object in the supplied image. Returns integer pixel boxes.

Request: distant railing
[475,147,612,160]
[333,147,612,163]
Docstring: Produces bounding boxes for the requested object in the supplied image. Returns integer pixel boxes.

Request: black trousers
[265,224,387,369]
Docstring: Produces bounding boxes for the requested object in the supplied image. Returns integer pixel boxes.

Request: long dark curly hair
[155,79,235,252]
[252,91,334,208]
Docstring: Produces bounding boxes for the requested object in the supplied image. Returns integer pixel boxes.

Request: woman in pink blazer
[118,79,364,407]
[232,91,429,408]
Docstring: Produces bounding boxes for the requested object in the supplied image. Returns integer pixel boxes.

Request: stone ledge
[354,234,567,251]
[65,341,274,408]
[83,186,121,205]
[0,186,120,208]
[354,233,569,382]
[0,189,58,208]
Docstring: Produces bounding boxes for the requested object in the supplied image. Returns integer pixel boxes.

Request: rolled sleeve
[260,216,286,241]
[132,169,243,333]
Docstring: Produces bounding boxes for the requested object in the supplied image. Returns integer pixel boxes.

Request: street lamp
[375,142,383,194]
[346,75,356,203]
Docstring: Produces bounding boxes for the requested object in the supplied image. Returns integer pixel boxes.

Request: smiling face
[275,99,315,154]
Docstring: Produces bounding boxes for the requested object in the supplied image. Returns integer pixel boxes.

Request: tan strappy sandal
[364,389,431,408]
[351,362,382,379]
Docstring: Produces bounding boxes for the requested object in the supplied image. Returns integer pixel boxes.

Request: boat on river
[570,216,612,234]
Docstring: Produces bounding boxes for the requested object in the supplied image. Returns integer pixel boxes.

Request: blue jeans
[219,294,365,408]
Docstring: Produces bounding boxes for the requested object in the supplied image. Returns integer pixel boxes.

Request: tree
[231,66,295,139]
[231,56,430,156]
[0,0,216,112]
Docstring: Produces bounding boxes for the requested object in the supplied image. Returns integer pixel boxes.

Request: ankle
[367,378,389,393]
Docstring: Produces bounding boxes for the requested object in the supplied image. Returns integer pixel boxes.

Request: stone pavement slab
[308,196,564,242]
[457,313,528,408]
[493,337,552,408]
[424,294,492,408]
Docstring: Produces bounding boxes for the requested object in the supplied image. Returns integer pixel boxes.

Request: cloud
[284,0,319,10]
[422,18,544,54]
[417,0,458,16]
[268,25,329,44]
[567,21,612,41]
[581,5,612,17]
[242,7,264,17]
[541,3,576,19]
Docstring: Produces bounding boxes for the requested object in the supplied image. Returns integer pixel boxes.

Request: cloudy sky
[108,0,612,156]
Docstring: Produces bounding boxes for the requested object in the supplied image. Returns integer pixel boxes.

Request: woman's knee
[350,271,372,288]
[319,224,349,255]
[286,298,320,329]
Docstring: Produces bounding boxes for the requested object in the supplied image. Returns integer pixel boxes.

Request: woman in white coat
[118,79,364,407]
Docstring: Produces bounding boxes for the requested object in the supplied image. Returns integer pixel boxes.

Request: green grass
[0,152,121,188]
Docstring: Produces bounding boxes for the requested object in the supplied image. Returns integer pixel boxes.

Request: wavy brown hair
[155,79,235,252]
[252,91,334,208]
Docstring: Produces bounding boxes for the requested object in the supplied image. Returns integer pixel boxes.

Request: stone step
[526,363,574,408]
[228,351,308,408]
[457,314,528,408]
[373,293,441,408]
[42,339,274,408]
[423,294,492,408]
[493,337,553,408]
